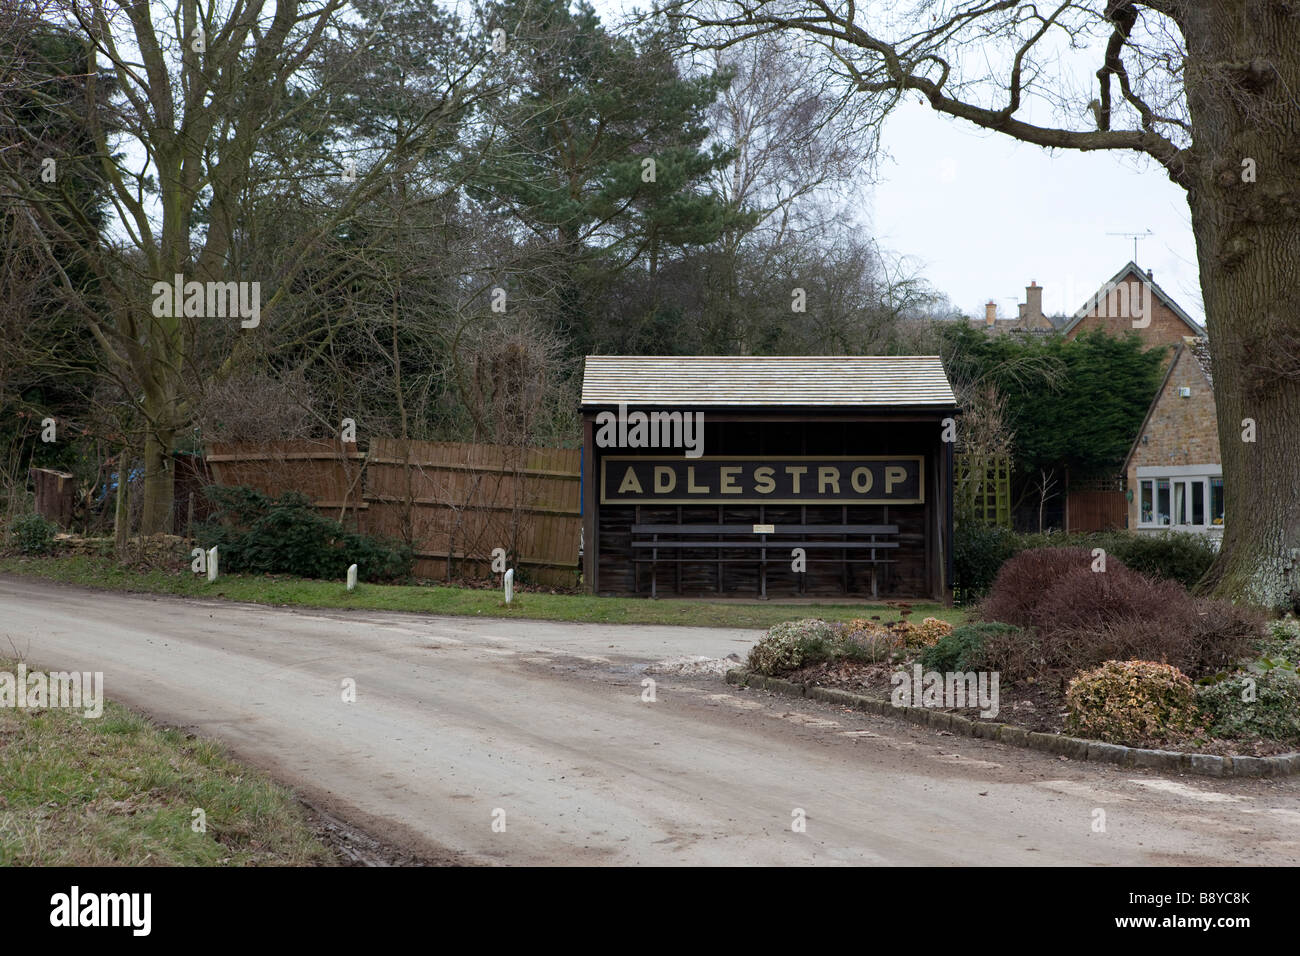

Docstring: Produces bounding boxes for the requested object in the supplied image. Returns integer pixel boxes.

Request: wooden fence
[1063,472,1128,532]
[203,439,581,586]
[1066,490,1128,532]
[205,440,367,528]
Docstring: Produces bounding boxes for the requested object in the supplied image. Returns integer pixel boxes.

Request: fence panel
[1067,490,1128,532]
[365,438,581,587]
[204,440,367,528]
[204,438,581,586]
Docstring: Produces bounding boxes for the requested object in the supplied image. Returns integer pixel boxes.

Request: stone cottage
[1120,336,1222,537]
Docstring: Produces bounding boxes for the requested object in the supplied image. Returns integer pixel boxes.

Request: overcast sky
[868,100,1204,325]
[595,1,1204,327]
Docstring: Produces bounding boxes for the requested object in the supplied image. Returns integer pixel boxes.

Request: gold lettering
[818,466,840,494]
[754,466,776,494]
[785,466,807,494]
[719,466,742,494]
[885,465,907,495]
[618,467,643,494]
[850,467,873,494]
[654,466,676,494]
[687,466,710,494]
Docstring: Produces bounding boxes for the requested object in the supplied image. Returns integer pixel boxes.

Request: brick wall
[1125,345,1221,528]
[1066,273,1197,351]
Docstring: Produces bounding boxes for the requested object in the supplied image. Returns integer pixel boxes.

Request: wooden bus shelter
[580,356,959,601]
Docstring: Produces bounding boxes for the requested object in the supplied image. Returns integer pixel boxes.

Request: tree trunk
[1194,225,1300,610]
[1184,5,1300,610]
[140,419,176,535]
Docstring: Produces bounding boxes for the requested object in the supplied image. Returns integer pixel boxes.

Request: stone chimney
[1023,280,1043,327]
[985,301,997,326]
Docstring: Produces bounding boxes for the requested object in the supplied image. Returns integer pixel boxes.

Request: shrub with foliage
[748,616,959,674]
[836,630,900,663]
[1065,660,1204,745]
[910,616,954,648]
[976,548,1260,681]
[1195,670,1300,743]
[953,523,1020,603]
[920,622,1020,673]
[747,619,838,675]
[953,527,1217,601]
[197,485,412,582]
[9,512,58,555]
[978,546,1096,627]
[1258,618,1300,662]
[1102,532,1216,590]
[942,324,1164,479]
[831,621,897,661]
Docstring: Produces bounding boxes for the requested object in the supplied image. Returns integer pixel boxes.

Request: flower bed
[743,562,1300,757]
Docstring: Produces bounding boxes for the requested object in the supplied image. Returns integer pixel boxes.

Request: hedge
[954,524,1217,602]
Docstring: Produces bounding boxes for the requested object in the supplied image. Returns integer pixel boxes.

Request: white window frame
[1135,465,1223,530]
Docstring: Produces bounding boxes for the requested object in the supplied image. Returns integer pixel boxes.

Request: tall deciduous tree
[1,0,491,533]
[684,0,1300,607]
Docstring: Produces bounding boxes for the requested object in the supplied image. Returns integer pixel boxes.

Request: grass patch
[0,662,333,865]
[0,554,966,630]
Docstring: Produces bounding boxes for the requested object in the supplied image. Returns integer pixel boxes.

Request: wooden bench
[630,523,899,599]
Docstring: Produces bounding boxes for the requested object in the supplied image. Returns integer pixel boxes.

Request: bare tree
[0,0,496,535]
[1035,466,1061,533]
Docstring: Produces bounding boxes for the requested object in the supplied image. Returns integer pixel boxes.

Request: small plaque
[753,524,775,534]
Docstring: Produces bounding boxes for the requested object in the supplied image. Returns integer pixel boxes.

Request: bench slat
[631,540,899,549]
[631,524,898,534]
[632,557,897,564]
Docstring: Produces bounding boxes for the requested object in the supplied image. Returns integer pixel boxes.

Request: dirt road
[3,575,1297,865]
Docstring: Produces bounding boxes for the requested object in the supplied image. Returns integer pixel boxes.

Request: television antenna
[1106,229,1153,263]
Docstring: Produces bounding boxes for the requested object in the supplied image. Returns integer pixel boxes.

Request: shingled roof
[581,355,957,409]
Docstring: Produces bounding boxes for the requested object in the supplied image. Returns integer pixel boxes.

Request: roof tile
[581,355,957,407]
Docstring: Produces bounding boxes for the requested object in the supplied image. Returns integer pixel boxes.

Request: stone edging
[725,669,1300,778]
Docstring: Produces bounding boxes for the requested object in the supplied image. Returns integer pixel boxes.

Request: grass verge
[0,554,966,629]
[0,661,333,865]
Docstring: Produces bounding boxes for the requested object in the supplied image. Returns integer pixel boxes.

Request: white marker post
[347,563,358,591]
[504,568,514,604]
[206,546,218,582]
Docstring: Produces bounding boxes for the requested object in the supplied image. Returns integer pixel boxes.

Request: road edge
[726,669,1300,779]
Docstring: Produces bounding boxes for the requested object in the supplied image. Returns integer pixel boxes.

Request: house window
[1137,473,1223,529]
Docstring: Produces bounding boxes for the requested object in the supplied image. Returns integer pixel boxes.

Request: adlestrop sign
[599,456,924,505]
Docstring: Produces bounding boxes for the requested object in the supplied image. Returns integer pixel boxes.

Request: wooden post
[29,468,76,527]
[114,455,129,555]
[582,417,597,593]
